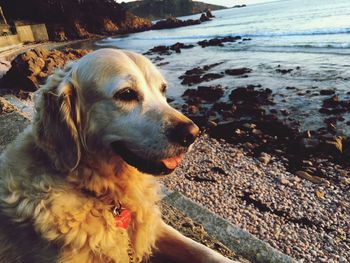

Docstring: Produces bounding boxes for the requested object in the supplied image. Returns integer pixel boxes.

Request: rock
[339,170,348,177]
[181,75,202,85]
[206,9,214,18]
[320,89,335,96]
[188,105,199,114]
[302,160,313,166]
[209,121,236,139]
[0,48,91,92]
[258,152,271,165]
[323,95,339,108]
[252,129,262,135]
[242,123,256,129]
[71,20,90,38]
[315,191,325,199]
[182,85,224,103]
[212,102,235,113]
[225,67,252,76]
[323,136,343,153]
[201,73,224,82]
[146,42,195,55]
[102,18,119,34]
[229,86,273,105]
[200,13,210,22]
[340,177,350,185]
[148,45,171,55]
[179,63,224,85]
[0,97,16,114]
[206,121,217,129]
[152,17,201,30]
[280,109,289,116]
[304,130,312,138]
[198,36,242,48]
[296,171,323,184]
[170,42,195,53]
[279,176,289,185]
[233,4,246,8]
[320,95,350,115]
[183,67,205,76]
[118,12,153,33]
[276,68,293,74]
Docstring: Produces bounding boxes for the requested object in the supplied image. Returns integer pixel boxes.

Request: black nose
[167,122,200,147]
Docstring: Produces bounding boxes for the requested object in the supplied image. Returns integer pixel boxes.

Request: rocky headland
[0,0,215,42]
[122,0,226,20]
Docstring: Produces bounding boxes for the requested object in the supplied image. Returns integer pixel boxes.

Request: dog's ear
[34,66,83,172]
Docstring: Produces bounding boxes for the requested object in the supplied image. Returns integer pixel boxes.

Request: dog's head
[34,49,199,175]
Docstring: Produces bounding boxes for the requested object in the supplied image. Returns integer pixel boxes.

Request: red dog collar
[115,209,131,229]
[113,204,131,229]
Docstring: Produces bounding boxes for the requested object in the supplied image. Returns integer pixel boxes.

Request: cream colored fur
[0,49,237,263]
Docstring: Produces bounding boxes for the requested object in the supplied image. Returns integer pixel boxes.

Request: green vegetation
[122,0,226,20]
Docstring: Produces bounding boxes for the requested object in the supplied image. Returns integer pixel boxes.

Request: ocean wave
[104,27,350,43]
[228,44,350,55]
[244,28,350,38]
[269,43,350,49]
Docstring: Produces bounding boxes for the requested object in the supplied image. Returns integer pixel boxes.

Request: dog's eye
[161,83,167,94]
[114,88,138,102]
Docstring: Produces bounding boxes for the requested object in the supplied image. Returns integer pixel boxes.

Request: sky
[116,0,281,8]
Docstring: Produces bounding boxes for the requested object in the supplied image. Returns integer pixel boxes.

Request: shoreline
[140,38,350,262]
[0,32,349,262]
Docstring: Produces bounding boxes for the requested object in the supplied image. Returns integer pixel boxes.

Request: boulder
[229,86,273,105]
[179,63,224,85]
[152,17,201,30]
[1,48,91,92]
[200,13,210,22]
[198,36,242,48]
[276,68,293,74]
[320,89,335,96]
[225,67,252,76]
[182,85,224,103]
[206,9,214,18]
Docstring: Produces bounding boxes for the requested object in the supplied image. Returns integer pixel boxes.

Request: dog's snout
[167,122,200,147]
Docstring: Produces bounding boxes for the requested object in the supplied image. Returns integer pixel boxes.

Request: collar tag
[115,209,131,229]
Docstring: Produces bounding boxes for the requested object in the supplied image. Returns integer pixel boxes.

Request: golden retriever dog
[0,49,237,263]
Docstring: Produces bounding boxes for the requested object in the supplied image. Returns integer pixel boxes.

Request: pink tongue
[161,155,183,170]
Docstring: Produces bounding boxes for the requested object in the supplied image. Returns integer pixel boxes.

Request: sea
[76,0,350,134]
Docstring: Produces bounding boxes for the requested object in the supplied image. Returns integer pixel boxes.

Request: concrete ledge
[162,190,297,263]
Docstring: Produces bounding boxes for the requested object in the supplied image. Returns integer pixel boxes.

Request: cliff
[0,0,152,41]
[122,0,226,20]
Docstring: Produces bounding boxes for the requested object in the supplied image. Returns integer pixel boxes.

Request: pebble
[258,152,271,165]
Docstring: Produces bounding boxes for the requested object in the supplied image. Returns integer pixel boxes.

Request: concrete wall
[0,23,49,49]
[30,24,49,42]
[0,34,20,48]
[16,25,35,42]
[0,24,11,35]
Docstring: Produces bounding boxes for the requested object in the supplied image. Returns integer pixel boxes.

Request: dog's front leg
[156,221,239,263]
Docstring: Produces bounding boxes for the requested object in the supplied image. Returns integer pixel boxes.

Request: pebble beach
[162,135,350,262]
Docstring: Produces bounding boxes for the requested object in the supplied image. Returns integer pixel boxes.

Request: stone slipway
[0,95,296,262]
[162,188,297,263]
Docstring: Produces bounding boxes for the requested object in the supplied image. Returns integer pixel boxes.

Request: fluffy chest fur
[0,129,161,263]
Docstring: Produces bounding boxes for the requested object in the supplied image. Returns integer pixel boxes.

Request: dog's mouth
[110,141,184,175]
